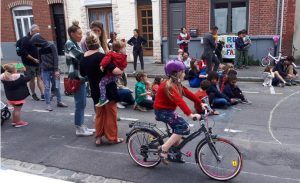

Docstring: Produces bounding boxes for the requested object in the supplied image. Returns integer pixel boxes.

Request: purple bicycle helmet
[164,60,185,76]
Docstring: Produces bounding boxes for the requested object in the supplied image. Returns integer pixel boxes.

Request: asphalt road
[1,79,300,183]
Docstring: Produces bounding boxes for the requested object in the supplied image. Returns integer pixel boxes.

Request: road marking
[32,109,50,113]
[65,145,128,156]
[232,107,242,111]
[70,113,92,117]
[120,117,139,121]
[224,128,243,133]
[268,91,300,144]
[270,86,276,94]
[224,137,300,147]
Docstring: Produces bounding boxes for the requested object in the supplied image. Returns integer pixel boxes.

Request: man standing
[30,24,67,111]
[20,25,45,101]
[203,26,220,73]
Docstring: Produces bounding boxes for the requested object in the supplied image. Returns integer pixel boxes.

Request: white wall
[293,0,300,60]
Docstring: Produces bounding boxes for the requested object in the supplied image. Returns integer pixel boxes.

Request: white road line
[70,113,92,117]
[224,128,243,133]
[268,91,300,144]
[232,107,242,111]
[65,145,300,182]
[120,117,139,121]
[270,86,276,94]
[32,109,50,113]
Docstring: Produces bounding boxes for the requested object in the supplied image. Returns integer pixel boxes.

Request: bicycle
[126,110,243,181]
[261,48,286,67]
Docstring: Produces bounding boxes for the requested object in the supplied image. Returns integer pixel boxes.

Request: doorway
[52,4,66,55]
[169,2,186,55]
[137,4,153,56]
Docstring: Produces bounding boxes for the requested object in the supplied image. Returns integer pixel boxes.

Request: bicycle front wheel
[261,57,270,66]
[196,138,243,181]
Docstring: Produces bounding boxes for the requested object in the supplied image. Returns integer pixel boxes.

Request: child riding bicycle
[153,60,207,164]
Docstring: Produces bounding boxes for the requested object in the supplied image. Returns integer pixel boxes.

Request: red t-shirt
[220,74,228,93]
[194,90,207,114]
[198,59,207,71]
[154,80,201,116]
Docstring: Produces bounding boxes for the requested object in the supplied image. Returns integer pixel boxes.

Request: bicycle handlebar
[193,109,209,121]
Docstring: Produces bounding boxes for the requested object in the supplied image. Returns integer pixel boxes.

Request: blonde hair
[85,31,100,50]
[112,39,126,52]
[224,63,234,74]
[165,74,184,100]
[2,63,17,81]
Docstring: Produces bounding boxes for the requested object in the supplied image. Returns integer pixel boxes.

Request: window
[12,6,34,40]
[88,8,113,38]
[211,0,248,34]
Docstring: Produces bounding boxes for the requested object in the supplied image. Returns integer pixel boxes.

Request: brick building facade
[162,0,296,62]
[1,0,67,60]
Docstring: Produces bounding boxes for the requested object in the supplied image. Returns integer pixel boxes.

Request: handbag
[64,77,81,94]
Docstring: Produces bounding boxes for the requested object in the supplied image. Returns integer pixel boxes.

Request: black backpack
[16,37,25,56]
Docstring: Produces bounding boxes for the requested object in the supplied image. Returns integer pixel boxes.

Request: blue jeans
[74,83,86,126]
[42,70,61,105]
[118,88,134,105]
[212,98,230,108]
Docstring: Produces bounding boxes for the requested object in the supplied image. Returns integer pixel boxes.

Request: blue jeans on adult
[42,70,62,105]
[74,83,86,126]
[118,88,134,105]
[212,98,230,108]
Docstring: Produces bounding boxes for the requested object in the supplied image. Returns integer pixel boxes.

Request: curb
[127,73,300,83]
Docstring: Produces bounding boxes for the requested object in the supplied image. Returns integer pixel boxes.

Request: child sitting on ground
[134,72,154,112]
[177,49,184,61]
[262,66,287,87]
[0,63,32,127]
[194,80,219,115]
[96,39,127,107]
[220,63,234,92]
[206,71,236,108]
[198,55,208,79]
[223,74,251,104]
[151,76,163,100]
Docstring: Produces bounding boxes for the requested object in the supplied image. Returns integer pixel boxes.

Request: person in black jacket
[1,63,32,127]
[206,71,236,108]
[234,31,249,69]
[20,24,45,101]
[127,29,147,74]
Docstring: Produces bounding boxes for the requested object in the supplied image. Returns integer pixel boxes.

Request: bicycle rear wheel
[261,57,270,66]
[196,138,242,181]
[127,129,163,168]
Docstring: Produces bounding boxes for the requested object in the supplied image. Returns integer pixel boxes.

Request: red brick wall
[186,0,210,36]
[282,0,295,55]
[162,0,168,37]
[1,0,55,42]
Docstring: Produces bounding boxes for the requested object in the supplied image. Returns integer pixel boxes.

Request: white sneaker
[82,125,96,133]
[76,126,93,136]
[117,102,125,109]
[133,71,136,74]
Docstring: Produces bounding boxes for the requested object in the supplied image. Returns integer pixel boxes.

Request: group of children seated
[133,60,251,114]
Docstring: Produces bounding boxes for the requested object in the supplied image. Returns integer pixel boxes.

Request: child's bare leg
[274,71,286,83]
[12,105,22,122]
[161,134,182,156]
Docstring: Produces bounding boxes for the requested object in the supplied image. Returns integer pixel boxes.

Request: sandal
[108,138,124,144]
[158,146,169,165]
[95,137,102,146]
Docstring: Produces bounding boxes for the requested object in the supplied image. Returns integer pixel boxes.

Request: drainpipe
[275,0,280,35]
[279,0,285,53]
[159,0,163,63]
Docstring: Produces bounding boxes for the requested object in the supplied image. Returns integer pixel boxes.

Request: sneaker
[82,125,95,133]
[46,105,53,111]
[278,83,285,87]
[32,94,40,101]
[57,102,68,107]
[76,126,93,136]
[241,99,252,104]
[40,94,45,101]
[134,104,147,112]
[291,80,297,85]
[285,82,292,86]
[132,71,136,74]
[95,99,109,107]
[117,102,125,109]
[14,121,29,128]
